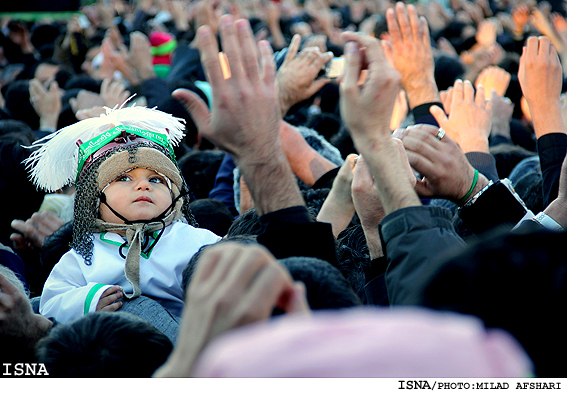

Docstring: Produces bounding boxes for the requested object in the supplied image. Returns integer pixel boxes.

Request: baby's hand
[96,285,123,312]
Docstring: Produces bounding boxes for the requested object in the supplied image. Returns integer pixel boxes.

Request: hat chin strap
[95,190,189,300]
[98,190,187,225]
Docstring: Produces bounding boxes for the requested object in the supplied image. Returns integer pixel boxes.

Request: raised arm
[173,16,304,216]
[384,2,440,112]
[518,36,567,207]
[340,31,421,215]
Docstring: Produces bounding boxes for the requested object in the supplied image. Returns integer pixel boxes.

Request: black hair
[420,226,567,377]
[36,312,173,377]
[188,198,234,237]
[434,55,465,92]
[64,75,101,93]
[226,208,263,238]
[330,124,358,160]
[182,235,257,297]
[4,80,40,130]
[177,150,225,200]
[181,237,361,310]
[40,221,73,280]
[335,224,372,301]
[302,188,330,218]
[0,129,45,248]
[279,256,361,309]
[304,112,342,143]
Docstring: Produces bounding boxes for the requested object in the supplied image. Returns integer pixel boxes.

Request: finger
[223,245,276,293]
[100,285,121,298]
[0,273,19,297]
[235,18,261,81]
[341,41,362,93]
[475,84,487,107]
[413,177,435,197]
[402,133,442,163]
[525,36,538,60]
[386,7,402,45]
[407,4,422,44]
[48,80,60,96]
[420,16,431,48]
[101,78,111,94]
[195,244,243,291]
[9,233,27,250]
[429,105,449,129]
[463,80,475,103]
[258,40,276,86]
[452,79,464,105]
[172,89,211,131]
[219,15,244,81]
[238,262,293,322]
[197,25,224,87]
[404,148,436,177]
[32,212,64,232]
[282,281,311,314]
[395,2,412,42]
[101,300,123,312]
[537,35,550,57]
[283,34,301,65]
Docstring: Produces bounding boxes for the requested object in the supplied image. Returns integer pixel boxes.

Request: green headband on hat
[77,124,176,181]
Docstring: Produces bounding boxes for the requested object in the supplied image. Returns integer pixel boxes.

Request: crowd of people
[1,0,566,378]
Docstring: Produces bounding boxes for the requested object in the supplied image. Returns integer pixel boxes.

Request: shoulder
[167,221,221,243]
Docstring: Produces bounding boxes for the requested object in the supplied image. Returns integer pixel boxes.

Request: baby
[27,105,220,323]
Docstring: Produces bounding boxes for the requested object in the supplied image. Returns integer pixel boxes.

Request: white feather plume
[25,104,186,192]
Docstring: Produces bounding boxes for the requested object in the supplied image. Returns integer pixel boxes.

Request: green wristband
[458,169,479,206]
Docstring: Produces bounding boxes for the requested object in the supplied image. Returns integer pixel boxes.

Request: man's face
[99,168,173,223]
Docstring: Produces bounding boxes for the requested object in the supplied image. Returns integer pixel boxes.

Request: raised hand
[10,211,65,250]
[384,2,439,109]
[339,30,420,214]
[399,124,490,203]
[173,16,304,215]
[29,79,62,131]
[100,78,130,108]
[276,34,333,118]
[430,79,492,153]
[475,65,511,100]
[518,36,565,138]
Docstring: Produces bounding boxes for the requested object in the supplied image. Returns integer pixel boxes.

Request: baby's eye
[149,176,166,184]
[115,175,132,182]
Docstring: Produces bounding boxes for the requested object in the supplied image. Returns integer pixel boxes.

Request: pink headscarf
[193,307,533,378]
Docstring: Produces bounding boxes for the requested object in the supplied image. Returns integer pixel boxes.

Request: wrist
[460,138,490,153]
[459,172,490,206]
[404,79,440,109]
[543,198,567,229]
[40,116,59,131]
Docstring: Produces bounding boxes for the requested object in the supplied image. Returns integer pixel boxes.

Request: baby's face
[99,168,173,224]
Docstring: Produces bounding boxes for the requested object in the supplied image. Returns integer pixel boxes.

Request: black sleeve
[412,102,444,126]
[139,78,171,107]
[456,180,528,235]
[465,152,499,182]
[257,206,337,266]
[380,206,466,305]
[537,133,567,208]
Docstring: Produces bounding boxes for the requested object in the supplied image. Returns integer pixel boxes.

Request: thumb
[172,88,211,130]
[429,105,449,129]
[284,281,311,315]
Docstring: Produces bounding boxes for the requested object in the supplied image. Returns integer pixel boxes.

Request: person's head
[26,106,194,264]
[99,167,173,224]
[36,312,172,377]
